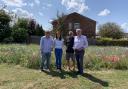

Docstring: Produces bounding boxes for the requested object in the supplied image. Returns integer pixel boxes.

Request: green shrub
[96,38,128,46]
[3,37,14,43]
[98,22,123,39]
[12,28,28,43]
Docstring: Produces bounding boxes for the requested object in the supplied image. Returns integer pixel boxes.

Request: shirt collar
[77,35,82,38]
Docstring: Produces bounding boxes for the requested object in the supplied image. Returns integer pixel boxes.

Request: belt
[75,49,84,52]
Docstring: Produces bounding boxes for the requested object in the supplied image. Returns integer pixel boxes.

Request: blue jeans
[75,50,85,74]
[41,52,51,69]
[55,48,63,69]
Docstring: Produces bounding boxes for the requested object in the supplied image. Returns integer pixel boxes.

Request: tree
[28,19,36,35]
[98,22,123,39]
[11,18,29,43]
[11,28,28,43]
[52,12,68,38]
[35,24,44,36]
[16,18,29,29]
[0,9,11,42]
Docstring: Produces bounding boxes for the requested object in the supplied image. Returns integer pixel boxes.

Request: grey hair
[76,29,81,32]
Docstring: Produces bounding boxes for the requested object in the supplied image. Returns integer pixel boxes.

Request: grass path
[0,64,128,89]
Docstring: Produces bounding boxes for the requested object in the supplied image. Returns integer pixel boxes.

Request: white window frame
[74,23,80,30]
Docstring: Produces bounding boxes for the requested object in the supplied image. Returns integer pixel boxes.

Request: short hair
[45,30,50,33]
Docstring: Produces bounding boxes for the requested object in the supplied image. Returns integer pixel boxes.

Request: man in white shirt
[73,29,88,74]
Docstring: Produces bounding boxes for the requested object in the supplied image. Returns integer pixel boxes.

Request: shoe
[40,69,44,72]
[56,69,61,73]
[46,69,50,72]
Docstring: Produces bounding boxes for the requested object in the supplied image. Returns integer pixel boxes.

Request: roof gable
[52,12,96,24]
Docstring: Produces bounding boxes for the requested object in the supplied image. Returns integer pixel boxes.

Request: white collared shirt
[54,38,64,49]
[73,35,88,49]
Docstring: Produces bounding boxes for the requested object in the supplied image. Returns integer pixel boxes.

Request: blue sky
[0,0,128,33]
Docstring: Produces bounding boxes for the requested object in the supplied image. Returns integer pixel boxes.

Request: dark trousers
[55,48,63,69]
[75,50,85,74]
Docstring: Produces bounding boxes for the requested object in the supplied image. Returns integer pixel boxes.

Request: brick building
[52,12,96,38]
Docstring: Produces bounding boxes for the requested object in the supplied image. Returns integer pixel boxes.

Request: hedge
[96,38,128,46]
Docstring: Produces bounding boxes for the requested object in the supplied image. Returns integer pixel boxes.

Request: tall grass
[0,44,40,69]
[85,46,128,70]
[0,44,128,70]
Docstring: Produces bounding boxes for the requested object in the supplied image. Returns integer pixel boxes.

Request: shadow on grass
[42,69,77,79]
[42,70,109,87]
[82,73,109,87]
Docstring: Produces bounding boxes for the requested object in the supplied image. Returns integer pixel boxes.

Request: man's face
[45,32,50,37]
[76,30,81,36]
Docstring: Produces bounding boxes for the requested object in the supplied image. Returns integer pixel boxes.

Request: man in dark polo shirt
[65,31,75,71]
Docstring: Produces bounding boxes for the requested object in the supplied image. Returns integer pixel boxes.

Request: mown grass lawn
[0,64,128,89]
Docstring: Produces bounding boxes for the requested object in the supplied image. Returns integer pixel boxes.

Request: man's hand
[40,51,43,54]
[51,48,53,51]
[76,47,84,51]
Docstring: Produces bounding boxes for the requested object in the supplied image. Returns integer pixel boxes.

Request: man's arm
[51,37,54,51]
[40,37,43,54]
[83,36,88,49]
[78,36,88,51]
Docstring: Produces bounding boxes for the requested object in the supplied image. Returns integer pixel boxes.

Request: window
[68,23,72,30]
[74,23,80,29]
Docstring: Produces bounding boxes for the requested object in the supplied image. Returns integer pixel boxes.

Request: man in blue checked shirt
[40,31,53,72]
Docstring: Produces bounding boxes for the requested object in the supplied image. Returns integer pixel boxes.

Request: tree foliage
[35,24,44,36]
[11,28,28,43]
[52,12,68,38]
[98,22,123,39]
[0,10,11,41]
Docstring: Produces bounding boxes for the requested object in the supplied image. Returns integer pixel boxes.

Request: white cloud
[12,8,33,18]
[39,12,44,16]
[121,23,128,33]
[34,0,40,5]
[98,9,111,16]
[1,0,27,7]
[29,3,34,7]
[61,0,89,14]
[3,8,9,13]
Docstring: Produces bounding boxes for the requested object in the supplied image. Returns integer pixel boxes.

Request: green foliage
[96,37,128,46]
[0,12,44,43]
[11,28,28,43]
[3,37,14,43]
[28,19,36,35]
[35,24,45,36]
[98,22,124,39]
[0,10,11,41]
[52,12,68,38]
[13,18,44,36]
[16,18,29,29]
